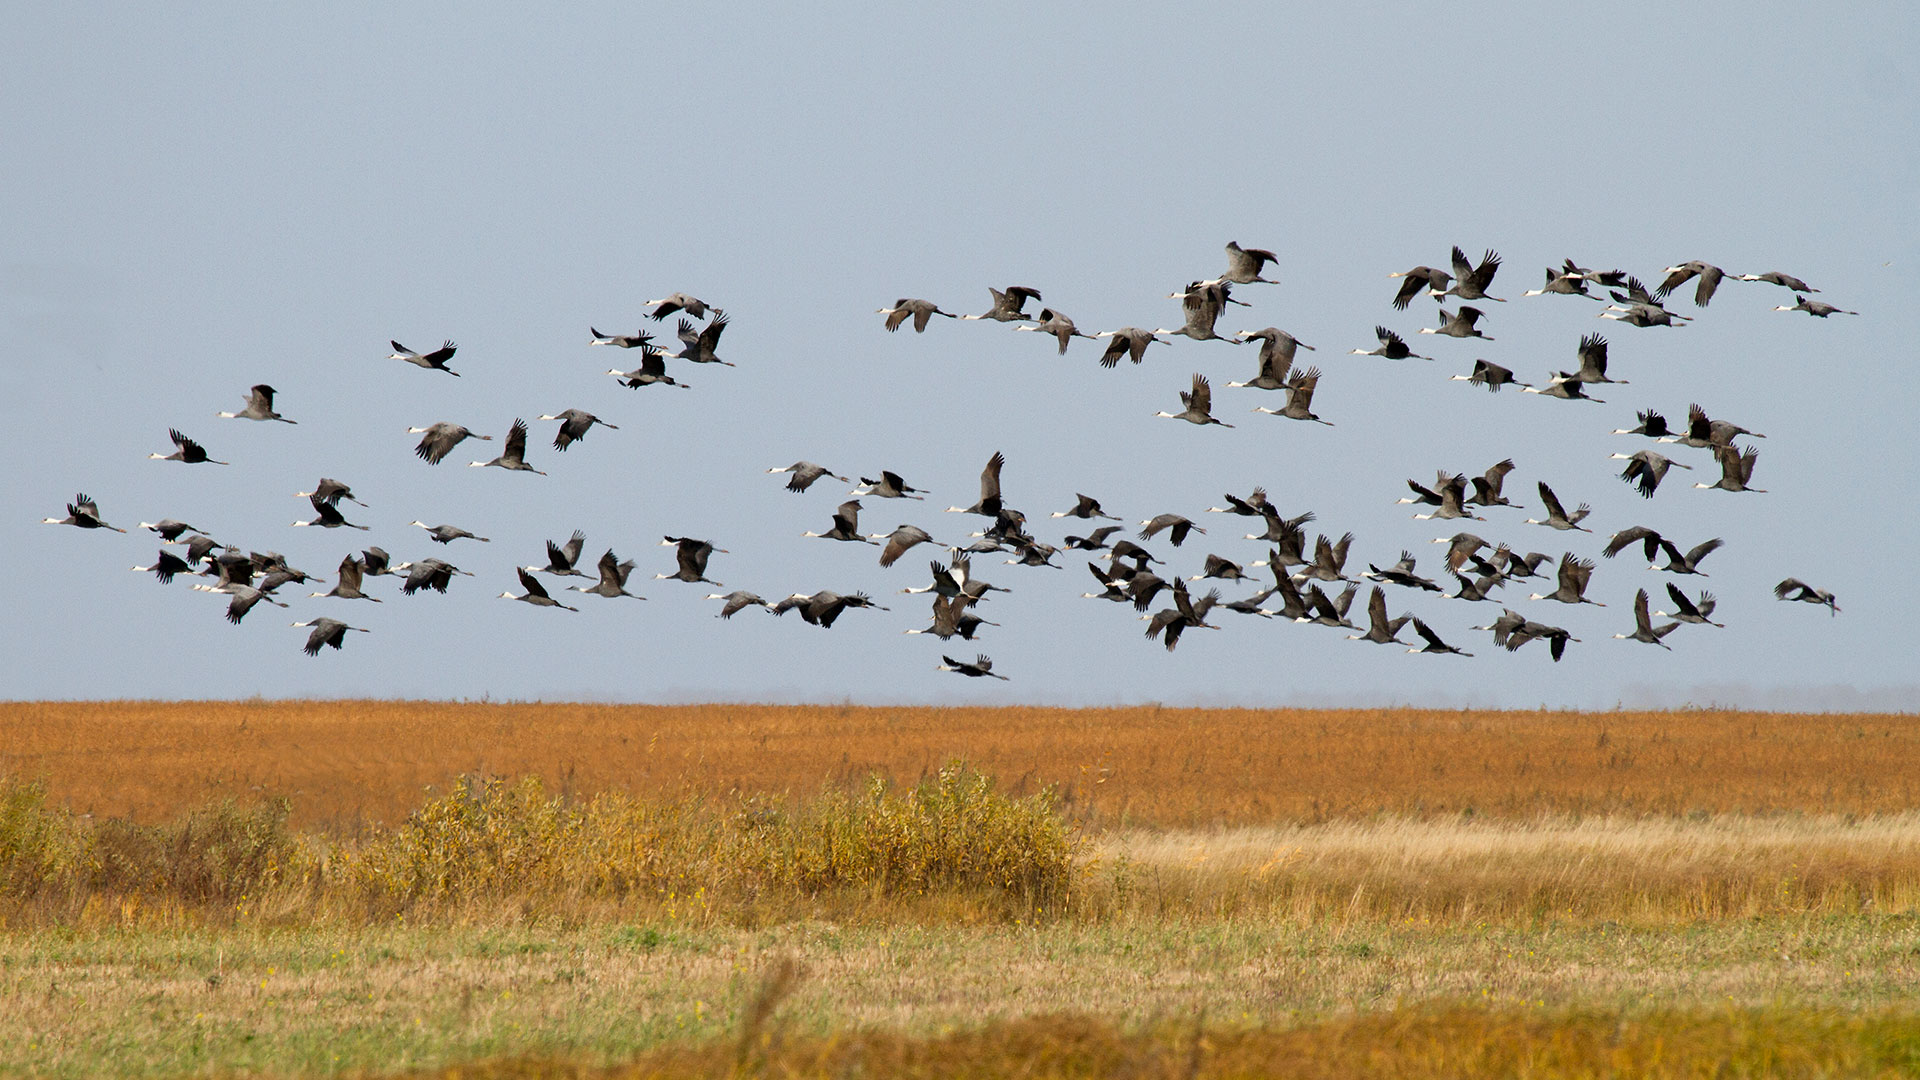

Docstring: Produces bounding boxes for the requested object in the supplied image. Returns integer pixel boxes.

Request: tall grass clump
[0,778,90,901]
[0,777,305,923]
[346,764,1079,920]
[89,796,299,906]
[0,765,1079,926]
[757,765,1078,905]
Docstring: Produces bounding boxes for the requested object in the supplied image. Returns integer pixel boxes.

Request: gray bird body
[1656,584,1724,627]
[1156,282,1243,342]
[805,500,875,544]
[671,315,733,365]
[1365,551,1441,593]
[608,343,689,389]
[1230,328,1314,388]
[218,384,295,423]
[149,428,227,465]
[1210,240,1280,286]
[960,285,1043,322]
[131,550,194,584]
[644,293,719,321]
[502,567,579,611]
[590,327,654,348]
[1053,493,1119,521]
[409,422,489,465]
[1526,482,1592,531]
[1388,265,1453,309]
[1139,513,1204,547]
[1738,271,1817,292]
[1520,263,1601,300]
[310,554,381,602]
[1435,246,1504,302]
[293,494,368,530]
[1251,366,1332,424]
[1350,327,1431,361]
[569,550,644,600]
[1346,586,1411,645]
[469,419,546,474]
[1016,308,1096,354]
[853,470,927,500]
[540,409,618,451]
[777,590,888,628]
[538,531,590,576]
[1295,582,1358,629]
[769,461,850,493]
[1773,295,1856,317]
[43,493,127,532]
[1407,616,1473,656]
[1419,305,1494,340]
[1528,552,1604,606]
[293,617,369,654]
[1450,358,1529,392]
[1656,261,1726,307]
[1614,589,1679,648]
[657,536,727,585]
[399,559,470,595]
[1774,578,1839,615]
[1466,459,1518,508]
[1156,373,1233,427]
[1093,326,1168,367]
[1694,444,1765,493]
[879,299,957,333]
[140,518,202,542]
[1610,450,1691,498]
[1522,374,1605,403]
[938,653,1008,680]
[871,524,937,567]
[294,478,365,506]
[945,452,1007,517]
[706,591,769,618]
[411,521,490,545]
[389,339,459,375]
[1292,532,1354,584]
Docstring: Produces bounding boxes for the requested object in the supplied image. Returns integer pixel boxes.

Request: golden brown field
[4,701,1916,829]
[7,701,1920,1077]
[3,699,1920,1076]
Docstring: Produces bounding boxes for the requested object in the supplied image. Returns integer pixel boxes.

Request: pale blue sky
[6,5,1916,707]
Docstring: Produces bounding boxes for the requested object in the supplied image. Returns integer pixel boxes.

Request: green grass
[588,1008,1920,1080]
[4,916,1920,1077]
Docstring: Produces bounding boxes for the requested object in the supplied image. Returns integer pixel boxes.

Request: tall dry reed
[1086,815,1920,923]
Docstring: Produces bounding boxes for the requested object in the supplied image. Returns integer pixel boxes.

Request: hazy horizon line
[7,686,1916,715]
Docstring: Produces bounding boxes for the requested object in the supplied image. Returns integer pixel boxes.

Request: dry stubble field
[4,700,1920,1078]
[7,700,1918,827]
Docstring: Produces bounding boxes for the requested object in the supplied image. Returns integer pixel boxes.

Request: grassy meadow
[3,700,1919,1077]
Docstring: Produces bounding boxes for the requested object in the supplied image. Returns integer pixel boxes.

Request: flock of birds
[43,250,1850,680]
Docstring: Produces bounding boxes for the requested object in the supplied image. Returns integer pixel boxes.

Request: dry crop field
[4,700,1920,1078]
[4,700,1917,828]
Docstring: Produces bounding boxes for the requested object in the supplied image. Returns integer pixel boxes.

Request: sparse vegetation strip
[5,922,1920,1078]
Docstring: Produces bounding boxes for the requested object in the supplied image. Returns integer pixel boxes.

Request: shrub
[88,796,299,904]
[0,779,88,900]
[338,764,1081,921]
